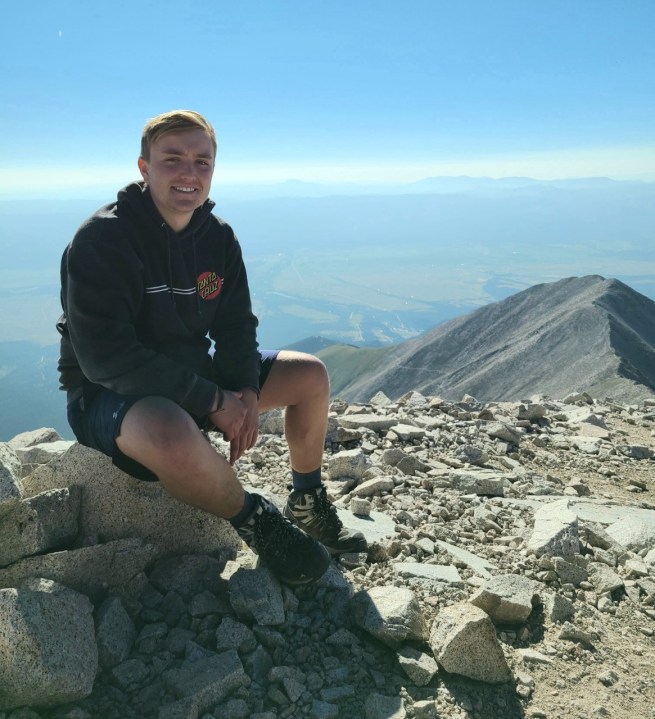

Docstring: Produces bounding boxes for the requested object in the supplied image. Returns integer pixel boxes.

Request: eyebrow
[160,145,214,160]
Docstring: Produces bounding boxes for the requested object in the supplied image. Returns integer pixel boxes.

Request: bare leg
[115,396,245,518]
[261,351,368,554]
[258,350,330,472]
[115,388,333,585]
[114,350,329,515]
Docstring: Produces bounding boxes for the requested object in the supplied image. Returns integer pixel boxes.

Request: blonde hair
[140,110,217,160]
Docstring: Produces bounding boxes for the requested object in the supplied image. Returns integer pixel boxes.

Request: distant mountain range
[312,275,655,404]
[2,275,655,442]
[217,175,652,201]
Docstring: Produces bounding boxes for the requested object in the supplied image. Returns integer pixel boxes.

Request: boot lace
[254,505,307,563]
[313,488,344,536]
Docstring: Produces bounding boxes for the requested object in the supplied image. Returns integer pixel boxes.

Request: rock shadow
[439,671,526,719]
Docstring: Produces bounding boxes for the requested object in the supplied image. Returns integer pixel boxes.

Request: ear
[137,156,149,182]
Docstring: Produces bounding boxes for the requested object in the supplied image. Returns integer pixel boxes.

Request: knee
[301,354,330,397]
[122,397,200,455]
[152,404,199,452]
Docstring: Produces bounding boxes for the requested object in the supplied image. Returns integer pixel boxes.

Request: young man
[57,110,366,586]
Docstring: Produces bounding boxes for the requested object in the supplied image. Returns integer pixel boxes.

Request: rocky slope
[0,389,654,719]
[337,276,655,404]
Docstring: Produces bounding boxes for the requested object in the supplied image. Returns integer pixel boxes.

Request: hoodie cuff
[180,375,220,418]
[243,385,261,399]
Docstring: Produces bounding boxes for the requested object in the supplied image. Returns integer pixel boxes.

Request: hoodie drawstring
[163,222,177,309]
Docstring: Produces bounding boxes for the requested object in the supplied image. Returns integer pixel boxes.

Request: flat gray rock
[0,538,158,596]
[327,448,371,479]
[339,506,396,545]
[392,561,462,585]
[22,443,241,558]
[351,585,428,648]
[527,499,580,557]
[228,567,285,626]
[0,582,97,710]
[605,517,655,552]
[502,497,655,529]
[588,563,624,594]
[397,646,439,686]
[448,469,508,496]
[8,428,62,450]
[429,602,513,684]
[0,442,22,519]
[470,574,538,625]
[15,440,75,469]
[0,488,80,568]
[480,420,523,445]
[435,539,497,579]
[338,414,398,432]
[163,650,250,714]
[364,692,406,719]
[95,595,136,669]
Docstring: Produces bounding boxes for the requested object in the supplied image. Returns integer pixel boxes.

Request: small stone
[350,497,372,516]
[517,648,554,665]
[310,700,339,719]
[558,622,595,648]
[597,669,619,687]
[516,684,532,699]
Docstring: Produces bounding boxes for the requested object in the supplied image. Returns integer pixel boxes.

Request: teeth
[174,186,196,193]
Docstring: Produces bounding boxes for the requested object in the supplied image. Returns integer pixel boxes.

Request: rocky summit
[1,390,655,719]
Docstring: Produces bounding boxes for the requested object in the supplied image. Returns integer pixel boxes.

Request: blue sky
[1,0,654,197]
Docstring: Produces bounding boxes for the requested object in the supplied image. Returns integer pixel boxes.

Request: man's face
[138,128,215,232]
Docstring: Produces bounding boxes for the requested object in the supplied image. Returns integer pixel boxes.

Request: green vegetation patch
[317,343,393,396]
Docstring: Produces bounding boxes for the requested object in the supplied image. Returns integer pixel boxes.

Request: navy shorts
[67,350,279,482]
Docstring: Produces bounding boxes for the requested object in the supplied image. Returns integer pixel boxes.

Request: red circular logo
[197,271,223,300]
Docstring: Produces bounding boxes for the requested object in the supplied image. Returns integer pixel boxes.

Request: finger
[222,414,245,442]
[221,425,236,442]
[239,428,254,460]
[230,434,247,464]
[230,438,239,465]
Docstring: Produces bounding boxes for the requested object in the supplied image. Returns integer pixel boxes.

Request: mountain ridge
[324,275,655,404]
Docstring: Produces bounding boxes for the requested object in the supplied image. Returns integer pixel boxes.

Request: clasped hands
[208,387,259,465]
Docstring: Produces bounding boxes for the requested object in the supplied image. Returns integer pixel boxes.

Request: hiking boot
[284,484,368,556]
[235,493,331,585]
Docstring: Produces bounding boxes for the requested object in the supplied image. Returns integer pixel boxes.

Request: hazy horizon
[2,175,653,351]
[4,171,654,204]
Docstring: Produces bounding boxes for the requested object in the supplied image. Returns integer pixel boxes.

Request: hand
[228,388,259,464]
[209,389,246,443]
[209,388,259,464]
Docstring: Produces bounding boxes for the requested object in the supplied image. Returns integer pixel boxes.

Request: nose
[178,159,195,178]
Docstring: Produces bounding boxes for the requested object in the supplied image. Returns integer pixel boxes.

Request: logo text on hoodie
[197,271,223,300]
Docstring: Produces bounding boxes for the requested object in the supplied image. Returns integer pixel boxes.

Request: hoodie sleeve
[209,229,260,392]
[62,220,217,417]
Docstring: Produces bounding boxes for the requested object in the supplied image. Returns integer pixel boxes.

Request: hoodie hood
[117,181,215,240]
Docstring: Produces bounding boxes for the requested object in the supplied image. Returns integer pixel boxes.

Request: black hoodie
[57,182,260,419]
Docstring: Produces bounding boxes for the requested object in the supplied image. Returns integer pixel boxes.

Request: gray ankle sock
[291,468,322,491]
[228,491,257,527]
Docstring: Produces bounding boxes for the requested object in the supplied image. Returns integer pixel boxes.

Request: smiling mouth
[173,186,198,193]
